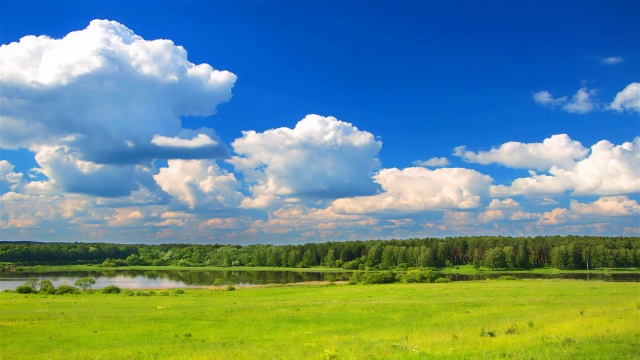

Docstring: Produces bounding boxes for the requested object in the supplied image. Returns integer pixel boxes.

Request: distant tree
[75,277,96,291]
[213,278,225,291]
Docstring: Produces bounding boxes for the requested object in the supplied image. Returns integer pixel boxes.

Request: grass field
[1,280,638,359]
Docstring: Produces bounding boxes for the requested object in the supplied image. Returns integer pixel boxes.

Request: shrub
[159,290,171,296]
[15,285,33,294]
[404,270,436,283]
[121,290,134,296]
[55,285,79,294]
[348,271,363,285]
[39,280,56,294]
[434,277,451,283]
[173,288,185,295]
[362,271,396,284]
[102,285,122,294]
[226,285,236,291]
[497,276,518,281]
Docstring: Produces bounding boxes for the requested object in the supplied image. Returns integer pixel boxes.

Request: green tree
[75,277,96,291]
[213,278,225,291]
[39,280,56,294]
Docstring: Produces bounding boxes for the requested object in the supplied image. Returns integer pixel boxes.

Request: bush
[102,285,122,294]
[39,280,56,294]
[121,290,134,296]
[348,271,363,285]
[434,277,451,283]
[15,285,33,294]
[173,288,185,295]
[56,285,79,294]
[362,271,396,284]
[404,270,436,283]
[226,285,236,291]
[497,276,518,281]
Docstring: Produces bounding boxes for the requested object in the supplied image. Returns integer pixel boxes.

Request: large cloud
[454,134,588,171]
[0,19,235,196]
[153,159,243,211]
[230,114,382,209]
[491,137,639,197]
[332,167,493,214]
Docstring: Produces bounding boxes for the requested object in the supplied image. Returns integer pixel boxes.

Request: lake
[1,269,638,291]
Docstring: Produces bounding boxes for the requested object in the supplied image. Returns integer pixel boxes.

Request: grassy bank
[1,280,638,359]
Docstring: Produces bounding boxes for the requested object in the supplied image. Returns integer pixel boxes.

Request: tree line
[1,236,638,270]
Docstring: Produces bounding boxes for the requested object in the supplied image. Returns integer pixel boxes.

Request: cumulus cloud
[532,87,596,113]
[153,159,243,211]
[610,82,640,112]
[454,134,588,171]
[491,137,640,197]
[0,160,24,192]
[0,19,235,196]
[230,114,382,208]
[413,157,450,167]
[332,167,493,214]
[570,196,640,216]
[601,56,623,65]
[32,145,152,197]
[249,205,377,236]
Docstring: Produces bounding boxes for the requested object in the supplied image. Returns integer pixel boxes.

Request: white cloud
[601,56,623,65]
[0,19,235,196]
[532,87,596,113]
[32,145,151,197]
[413,157,450,167]
[491,137,640,197]
[610,82,640,112]
[487,198,521,210]
[154,159,243,210]
[332,167,493,214]
[0,160,24,192]
[151,133,217,148]
[230,114,382,208]
[562,87,597,113]
[454,134,588,171]
[532,91,566,107]
[570,196,640,216]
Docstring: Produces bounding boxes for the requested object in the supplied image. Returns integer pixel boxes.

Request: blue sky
[1,0,638,244]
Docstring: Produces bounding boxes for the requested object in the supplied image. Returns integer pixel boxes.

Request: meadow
[1,280,638,359]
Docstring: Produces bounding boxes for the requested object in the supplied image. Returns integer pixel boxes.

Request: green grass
[438,264,640,274]
[1,280,638,359]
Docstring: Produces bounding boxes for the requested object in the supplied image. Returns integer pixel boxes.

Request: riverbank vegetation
[2,236,639,271]
[1,280,638,359]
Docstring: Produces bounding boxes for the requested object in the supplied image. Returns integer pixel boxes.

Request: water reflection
[0,269,637,291]
[0,270,351,291]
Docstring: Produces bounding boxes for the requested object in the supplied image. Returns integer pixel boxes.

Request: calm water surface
[0,269,638,291]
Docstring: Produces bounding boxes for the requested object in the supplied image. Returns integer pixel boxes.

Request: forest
[1,236,639,270]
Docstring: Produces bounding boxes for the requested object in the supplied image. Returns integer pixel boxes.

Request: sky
[0,0,639,244]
